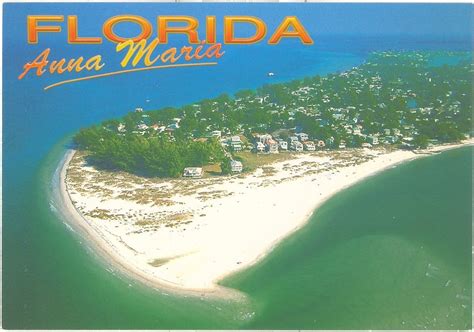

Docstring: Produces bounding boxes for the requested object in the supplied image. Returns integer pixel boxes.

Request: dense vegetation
[75,129,225,177]
[74,51,472,177]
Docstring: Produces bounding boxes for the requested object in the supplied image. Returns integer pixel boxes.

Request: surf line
[43,62,217,91]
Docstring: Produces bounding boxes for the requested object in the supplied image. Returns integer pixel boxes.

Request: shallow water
[224,146,472,329]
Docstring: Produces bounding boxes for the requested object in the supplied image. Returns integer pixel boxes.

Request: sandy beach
[55,140,472,297]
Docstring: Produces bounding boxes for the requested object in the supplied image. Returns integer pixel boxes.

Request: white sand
[56,140,472,297]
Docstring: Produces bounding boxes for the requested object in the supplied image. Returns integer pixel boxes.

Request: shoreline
[55,150,243,299]
[55,140,473,297]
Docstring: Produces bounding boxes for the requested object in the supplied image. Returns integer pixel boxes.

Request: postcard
[2,3,472,329]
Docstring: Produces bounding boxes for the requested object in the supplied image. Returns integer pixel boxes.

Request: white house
[230,160,243,173]
[137,123,148,131]
[229,136,243,151]
[183,167,203,178]
[266,139,279,153]
[339,140,346,149]
[135,107,143,113]
[290,141,303,152]
[117,123,126,133]
[303,141,316,151]
[296,133,309,141]
[277,139,288,150]
[256,141,265,152]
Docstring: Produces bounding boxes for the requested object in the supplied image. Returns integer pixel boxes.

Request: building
[384,136,398,144]
[183,167,203,178]
[256,141,265,152]
[339,140,346,149]
[230,160,243,173]
[361,143,372,148]
[117,123,126,133]
[316,140,326,148]
[303,141,316,151]
[135,107,143,113]
[277,139,288,150]
[296,132,309,141]
[266,139,279,153]
[137,123,148,131]
[258,134,273,144]
[367,135,379,145]
[210,130,222,138]
[290,141,303,152]
[289,136,299,143]
[229,136,243,151]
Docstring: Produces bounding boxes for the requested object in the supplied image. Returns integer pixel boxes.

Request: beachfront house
[230,160,243,173]
[183,167,203,178]
[266,139,279,153]
[277,139,288,150]
[290,140,303,152]
[258,134,273,144]
[135,107,143,113]
[229,136,243,151]
[339,140,347,149]
[256,141,265,152]
[316,140,326,148]
[384,136,398,144]
[361,143,373,148]
[303,141,316,151]
[367,135,379,145]
[296,132,309,142]
[289,136,299,144]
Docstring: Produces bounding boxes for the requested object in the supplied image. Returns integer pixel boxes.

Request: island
[58,51,472,296]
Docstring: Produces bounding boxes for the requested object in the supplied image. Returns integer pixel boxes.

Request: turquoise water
[4,142,471,329]
[225,147,472,329]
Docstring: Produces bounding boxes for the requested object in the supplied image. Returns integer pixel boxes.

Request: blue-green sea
[5,142,472,329]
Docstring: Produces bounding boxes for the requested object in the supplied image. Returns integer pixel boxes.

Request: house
[339,140,346,149]
[277,139,288,150]
[210,130,222,138]
[266,139,279,153]
[135,107,143,113]
[290,141,303,152]
[167,123,180,130]
[361,143,372,148]
[230,160,243,173]
[296,132,309,141]
[289,136,299,143]
[367,135,379,145]
[229,136,243,151]
[384,136,398,144]
[183,167,203,178]
[258,134,273,144]
[117,123,126,133]
[303,141,316,151]
[256,141,265,152]
[316,140,326,148]
[137,123,148,131]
